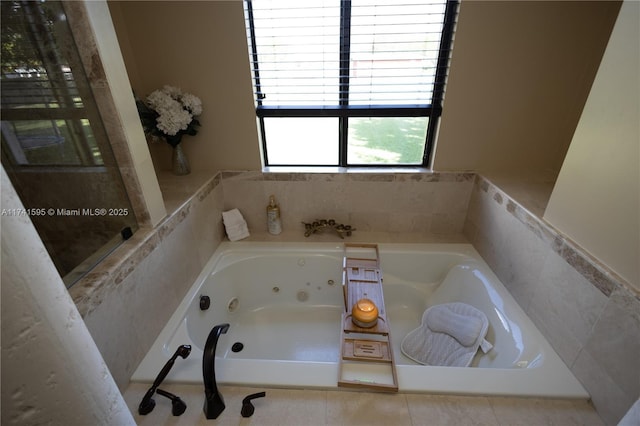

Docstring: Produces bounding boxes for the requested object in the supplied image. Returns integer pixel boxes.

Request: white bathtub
[131,242,588,398]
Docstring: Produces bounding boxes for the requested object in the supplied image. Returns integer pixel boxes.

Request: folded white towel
[222,208,247,226]
[401,302,493,367]
[222,209,250,241]
[226,226,250,242]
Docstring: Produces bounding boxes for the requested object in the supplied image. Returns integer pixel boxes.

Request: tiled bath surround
[221,171,475,237]
[70,172,225,386]
[71,171,473,386]
[72,170,639,424]
[71,170,473,383]
[464,175,640,425]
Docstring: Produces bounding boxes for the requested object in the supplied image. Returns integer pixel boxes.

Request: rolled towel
[222,209,250,241]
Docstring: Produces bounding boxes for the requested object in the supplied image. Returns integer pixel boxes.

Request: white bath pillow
[425,306,482,347]
[401,302,493,367]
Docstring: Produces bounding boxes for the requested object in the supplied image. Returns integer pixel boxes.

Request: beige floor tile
[123,382,206,426]
[123,383,604,426]
[571,400,605,426]
[123,383,273,426]
[219,386,273,426]
[326,389,411,426]
[544,399,605,426]
[238,387,327,426]
[406,394,499,426]
[488,397,603,426]
[489,397,558,426]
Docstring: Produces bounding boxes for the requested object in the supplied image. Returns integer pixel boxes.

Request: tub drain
[297,290,309,302]
[231,342,244,353]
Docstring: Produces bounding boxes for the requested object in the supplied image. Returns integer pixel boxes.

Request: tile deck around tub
[123,382,604,426]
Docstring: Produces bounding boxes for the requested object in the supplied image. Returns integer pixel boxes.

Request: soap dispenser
[266,195,282,235]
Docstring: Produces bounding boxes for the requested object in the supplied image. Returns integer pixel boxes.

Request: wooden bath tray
[338,244,398,392]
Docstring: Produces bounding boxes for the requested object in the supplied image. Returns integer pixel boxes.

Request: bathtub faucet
[138,344,191,415]
[302,219,355,238]
[203,323,229,419]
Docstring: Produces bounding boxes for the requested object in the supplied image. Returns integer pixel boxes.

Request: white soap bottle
[266,195,282,235]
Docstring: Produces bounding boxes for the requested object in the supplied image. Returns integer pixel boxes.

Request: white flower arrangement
[136,85,202,147]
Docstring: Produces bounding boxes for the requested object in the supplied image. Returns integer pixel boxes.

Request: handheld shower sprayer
[138,344,191,415]
[155,389,187,416]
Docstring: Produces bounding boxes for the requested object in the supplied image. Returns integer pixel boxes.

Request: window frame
[245,0,459,168]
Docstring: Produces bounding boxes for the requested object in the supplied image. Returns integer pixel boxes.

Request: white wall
[544,0,639,290]
[1,167,135,425]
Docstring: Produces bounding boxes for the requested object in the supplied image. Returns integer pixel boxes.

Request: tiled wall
[221,171,475,238]
[71,175,225,387]
[464,175,640,425]
[12,170,135,276]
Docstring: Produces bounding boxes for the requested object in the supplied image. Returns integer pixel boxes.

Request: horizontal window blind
[1,75,83,110]
[245,0,450,109]
[1,0,84,111]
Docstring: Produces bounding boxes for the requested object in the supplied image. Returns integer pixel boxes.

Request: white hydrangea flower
[146,90,174,111]
[156,105,192,136]
[142,84,202,142]
[162,85,182,99]
[181,93,202,116]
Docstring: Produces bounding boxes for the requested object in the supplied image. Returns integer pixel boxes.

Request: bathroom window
[244,0,458,167]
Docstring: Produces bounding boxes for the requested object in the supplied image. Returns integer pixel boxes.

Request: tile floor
[124,383,604,425]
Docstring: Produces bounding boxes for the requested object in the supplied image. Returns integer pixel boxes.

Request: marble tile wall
[70,174,224,388]
[221,171,475,238]
[63,1,152,227]
[12,170,135,277]
[464,175,640,425]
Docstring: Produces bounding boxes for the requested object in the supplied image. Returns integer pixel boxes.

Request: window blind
[1,1,84,113]
[245,0,453,110]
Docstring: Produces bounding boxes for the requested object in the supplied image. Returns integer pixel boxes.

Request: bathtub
[131,242,588,398]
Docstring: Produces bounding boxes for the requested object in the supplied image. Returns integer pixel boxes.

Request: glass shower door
[1,0,138,287]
